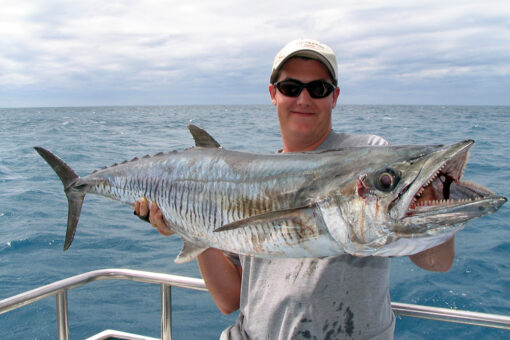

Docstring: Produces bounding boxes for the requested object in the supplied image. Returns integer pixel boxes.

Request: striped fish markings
[35,125,506,263]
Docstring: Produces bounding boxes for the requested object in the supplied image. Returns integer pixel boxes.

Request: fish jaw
[389,140,507,233]
[400,196,507,232]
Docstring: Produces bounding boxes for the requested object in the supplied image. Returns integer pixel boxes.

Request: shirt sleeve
[367,135,390,146]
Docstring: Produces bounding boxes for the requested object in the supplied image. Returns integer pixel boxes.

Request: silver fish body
[35,125,506,263]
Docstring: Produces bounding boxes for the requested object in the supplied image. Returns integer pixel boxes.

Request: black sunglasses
[274,79,336,99]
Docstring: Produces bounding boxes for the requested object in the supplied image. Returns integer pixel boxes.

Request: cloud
[0,0,509,106]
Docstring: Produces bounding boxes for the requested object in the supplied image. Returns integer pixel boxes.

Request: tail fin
[34,147,85,250]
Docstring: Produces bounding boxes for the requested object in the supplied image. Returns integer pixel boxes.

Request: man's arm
[135,199,242,314]
[197,249,242,314]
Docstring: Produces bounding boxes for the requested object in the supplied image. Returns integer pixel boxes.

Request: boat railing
[1,268,509,339]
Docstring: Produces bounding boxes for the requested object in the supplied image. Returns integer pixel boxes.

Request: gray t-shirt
[221,131,395,340]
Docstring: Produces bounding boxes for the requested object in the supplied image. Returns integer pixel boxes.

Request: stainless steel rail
[0,269,207,340]
[392,302,510,329]
[1,268,509,339]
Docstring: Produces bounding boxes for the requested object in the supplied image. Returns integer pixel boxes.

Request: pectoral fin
[213,206,310,232]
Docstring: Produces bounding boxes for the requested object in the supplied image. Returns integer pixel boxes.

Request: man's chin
[288,124,314,135]
[288,114,318,127]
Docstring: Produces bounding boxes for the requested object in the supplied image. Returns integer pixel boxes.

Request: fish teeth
[414,197,476,208]
[416,187,425,197]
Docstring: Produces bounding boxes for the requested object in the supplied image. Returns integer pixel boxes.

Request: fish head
[388,140,505,227]
[325,140,506,256]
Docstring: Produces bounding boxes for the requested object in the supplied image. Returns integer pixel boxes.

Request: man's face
[269,58,340,149]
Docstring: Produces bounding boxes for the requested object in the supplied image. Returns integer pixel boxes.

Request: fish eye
[375,168,399,192]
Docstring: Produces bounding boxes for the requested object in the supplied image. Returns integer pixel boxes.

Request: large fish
[35,125,506,263]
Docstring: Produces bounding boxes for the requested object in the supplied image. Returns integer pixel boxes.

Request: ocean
[0,105,509,339]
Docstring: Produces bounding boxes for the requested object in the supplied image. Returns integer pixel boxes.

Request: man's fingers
[148,201,160,226]
[134,198,151,222]
[149,201,159,216]
[139,197,149,217]
[135,199,175,236]
[150,204,175,236]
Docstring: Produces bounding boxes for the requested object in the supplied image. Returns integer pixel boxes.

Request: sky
[1,0,509,107]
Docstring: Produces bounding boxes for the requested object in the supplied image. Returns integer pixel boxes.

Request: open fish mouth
[392,140,506,222]
[409,175,496,214]
[408,142,473,214]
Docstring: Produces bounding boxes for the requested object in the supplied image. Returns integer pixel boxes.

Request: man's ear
[331,86,340,109]
[269,84,277,106]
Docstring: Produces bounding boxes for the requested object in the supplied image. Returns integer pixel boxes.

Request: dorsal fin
[188,124,221,148]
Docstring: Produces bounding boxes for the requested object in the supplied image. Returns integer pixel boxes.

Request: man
[135,39,455,339]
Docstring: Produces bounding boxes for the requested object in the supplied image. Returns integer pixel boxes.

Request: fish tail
[34,147,84,250]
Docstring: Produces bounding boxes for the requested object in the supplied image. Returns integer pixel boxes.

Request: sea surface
[0,105,509,339]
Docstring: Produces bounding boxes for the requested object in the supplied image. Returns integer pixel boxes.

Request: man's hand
[134,197,175,236]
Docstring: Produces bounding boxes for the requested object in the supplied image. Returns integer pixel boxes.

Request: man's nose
[296,87,314,104]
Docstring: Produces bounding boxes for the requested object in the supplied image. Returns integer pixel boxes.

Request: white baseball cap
[270,39,338,85]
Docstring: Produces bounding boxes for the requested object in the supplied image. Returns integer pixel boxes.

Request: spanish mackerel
[35,125,506,263]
